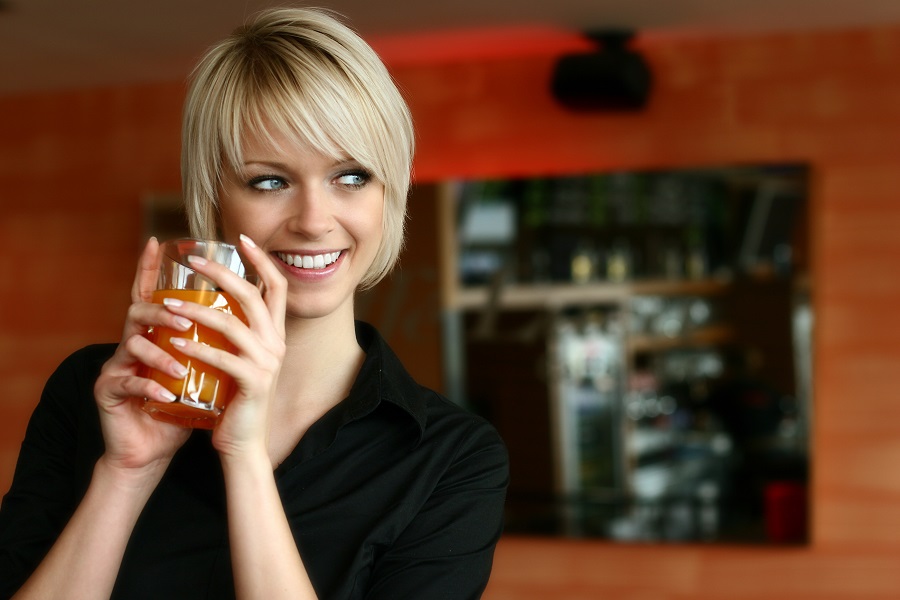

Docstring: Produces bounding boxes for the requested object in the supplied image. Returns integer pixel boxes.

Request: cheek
[360,201,385,251]
[218,199,271,242]
[216,192,238,237]
[217,205,245,243]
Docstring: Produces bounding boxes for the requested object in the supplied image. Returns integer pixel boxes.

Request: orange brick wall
[2,23,900,598]
[0,83,185,481]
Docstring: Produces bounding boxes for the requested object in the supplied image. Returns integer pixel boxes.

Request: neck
[277,306,363,415]
[263,299,365,468]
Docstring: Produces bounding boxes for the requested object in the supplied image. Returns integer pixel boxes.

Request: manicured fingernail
[187,255,208,266]
[172,362,189,378]
[170,337,187,348]
[240,234,256,248]
[159,389,177,402]
[173,316,193,330]
[163,297,184,308]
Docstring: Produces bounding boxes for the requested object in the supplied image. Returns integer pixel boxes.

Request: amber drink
[140,239,254,429]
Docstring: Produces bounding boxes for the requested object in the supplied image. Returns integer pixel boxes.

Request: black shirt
[0,322,508,599]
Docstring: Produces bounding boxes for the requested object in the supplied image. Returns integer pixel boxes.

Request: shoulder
[37,343,117,422]
[50,343,118,379]
[420,386,505,451]
[418,386,509,478]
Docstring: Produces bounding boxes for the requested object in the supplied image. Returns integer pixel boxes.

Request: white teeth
[277,251,341,270]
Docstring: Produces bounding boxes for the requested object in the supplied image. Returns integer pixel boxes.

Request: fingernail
[172,362,189,378]
[170,337,187,348]
[186,255,208,267]
[240,234,257,248]
[159,389,178,402]
[173,316,193,330]
[163,297,184,308]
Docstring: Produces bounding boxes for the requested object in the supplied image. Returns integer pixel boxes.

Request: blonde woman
[0,8,508,599]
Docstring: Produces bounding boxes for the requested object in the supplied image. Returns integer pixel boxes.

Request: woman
[0,7,508,599]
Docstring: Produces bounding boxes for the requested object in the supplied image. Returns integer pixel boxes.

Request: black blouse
[0,322,509,599]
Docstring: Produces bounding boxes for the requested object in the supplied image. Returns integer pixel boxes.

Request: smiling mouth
[276,251,342,270]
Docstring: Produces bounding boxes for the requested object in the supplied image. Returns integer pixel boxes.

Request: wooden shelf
[627,324,736,353]
[453,277,733,311]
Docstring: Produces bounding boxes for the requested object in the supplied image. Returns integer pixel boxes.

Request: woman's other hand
[92,237,191,477]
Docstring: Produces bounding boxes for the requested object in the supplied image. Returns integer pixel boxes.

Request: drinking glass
[140,238,255,429]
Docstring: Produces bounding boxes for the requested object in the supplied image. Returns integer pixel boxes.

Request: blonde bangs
[223,55,375,182]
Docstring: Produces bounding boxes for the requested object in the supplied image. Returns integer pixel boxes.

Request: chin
[285,293,355,322]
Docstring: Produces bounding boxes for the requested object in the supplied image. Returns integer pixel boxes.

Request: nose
[286,186,334,240]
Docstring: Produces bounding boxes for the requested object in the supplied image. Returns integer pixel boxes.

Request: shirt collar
[345,321,428,444]
[277,322,428,471]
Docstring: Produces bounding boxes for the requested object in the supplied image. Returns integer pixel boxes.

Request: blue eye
[249,176,286,191]
[336,170,371,189]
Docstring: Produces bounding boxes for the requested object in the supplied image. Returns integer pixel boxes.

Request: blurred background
[3,1,900,598]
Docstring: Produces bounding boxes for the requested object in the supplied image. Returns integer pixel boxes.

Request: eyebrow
[241,156,362,170]
[242,159,290,169]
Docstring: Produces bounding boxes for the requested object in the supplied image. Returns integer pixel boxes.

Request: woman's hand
[157,234,288,464]
[92,237,192,477]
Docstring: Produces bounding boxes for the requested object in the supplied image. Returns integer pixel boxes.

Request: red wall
[0,83,184,477]
[2,23,900,598]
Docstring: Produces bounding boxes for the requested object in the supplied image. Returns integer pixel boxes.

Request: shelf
[453,277,733,311]
[627,325,735,353]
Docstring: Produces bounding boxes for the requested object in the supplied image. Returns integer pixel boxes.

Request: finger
[122,300,194,341]
[176,259,265,332]
[131,237,161,304]
[122,333,191,382]
[239,234,287,337]
[96,367,179,406]
[168,335,277,387]
[160,298,273,365]
[182,243,285,341]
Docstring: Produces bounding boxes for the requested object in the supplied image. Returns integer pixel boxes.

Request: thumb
[132,237,161,304]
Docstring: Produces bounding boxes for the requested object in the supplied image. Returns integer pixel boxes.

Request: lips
[276,250,342,270]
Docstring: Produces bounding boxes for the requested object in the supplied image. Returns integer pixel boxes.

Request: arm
[12,458,167,600]
[221,450,318,599]
[3,239,192,599]
[161,235,318,599]
[0,346,103,599]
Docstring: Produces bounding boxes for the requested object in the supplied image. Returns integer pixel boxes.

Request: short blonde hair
[181,7,415,289]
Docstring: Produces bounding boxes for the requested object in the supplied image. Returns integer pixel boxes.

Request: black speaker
[551,31,652,111]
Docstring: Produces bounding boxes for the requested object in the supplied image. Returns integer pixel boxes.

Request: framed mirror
[441,163,812,544]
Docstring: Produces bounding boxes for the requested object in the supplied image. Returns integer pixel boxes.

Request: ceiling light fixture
[550,30,652,112]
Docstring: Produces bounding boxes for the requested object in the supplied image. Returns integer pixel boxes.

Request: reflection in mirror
[444,165,811,544]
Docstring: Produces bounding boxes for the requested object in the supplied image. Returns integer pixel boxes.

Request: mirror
[441,164,812,544]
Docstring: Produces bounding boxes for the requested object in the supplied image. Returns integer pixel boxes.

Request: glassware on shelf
[606,239,633,282]
[570,243,599,284]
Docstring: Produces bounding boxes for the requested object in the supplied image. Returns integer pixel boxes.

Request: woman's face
[217,128,384,321]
